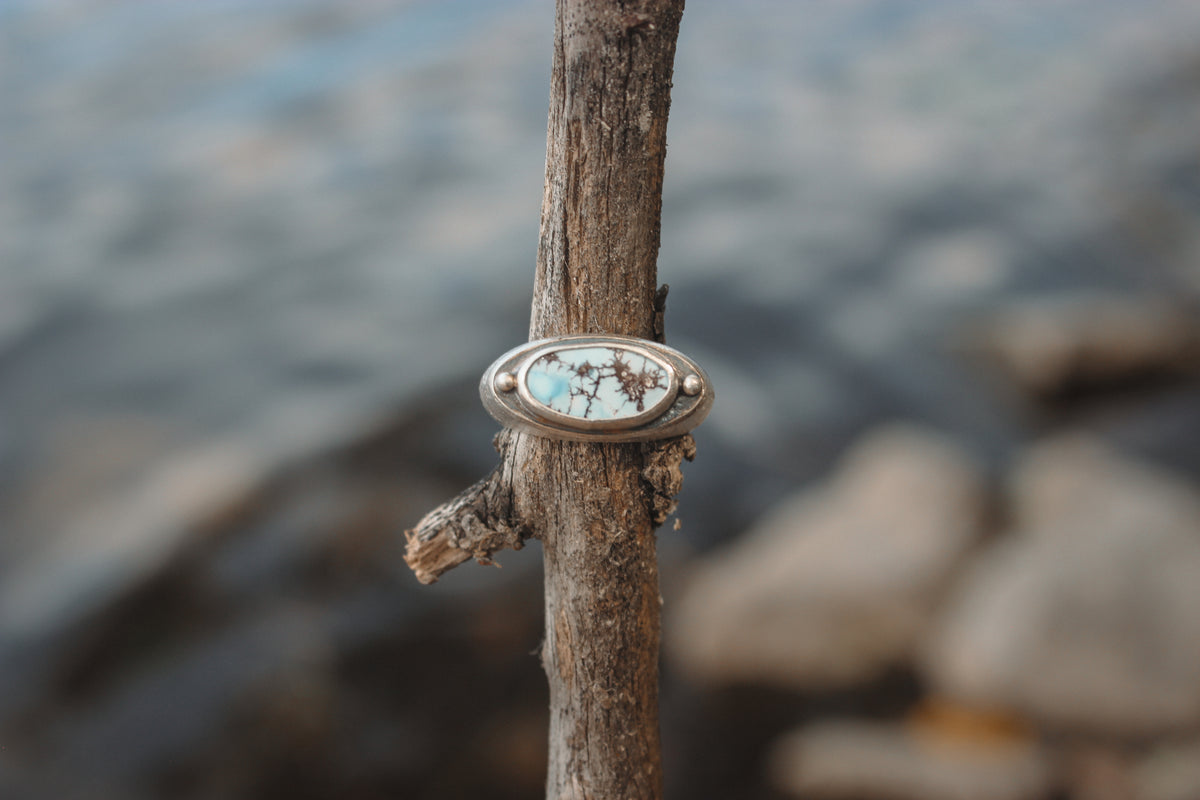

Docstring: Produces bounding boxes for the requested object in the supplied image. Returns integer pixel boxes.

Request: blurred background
[3,0,1200,798]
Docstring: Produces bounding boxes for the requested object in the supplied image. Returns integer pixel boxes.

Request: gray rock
[66,606,331,774]
[965,295,1200,399]
[669,426,986,689]
[1135,739,1200,800]
[0,437,266,726]
[922,437,1200,736]
[1011,435,1200,540]
[1058,746,1138,800]
[768,716,1052,800]
[0,439,263,642]
[2,604,333,800]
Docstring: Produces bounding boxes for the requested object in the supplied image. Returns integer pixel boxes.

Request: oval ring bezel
[480,334,714,443]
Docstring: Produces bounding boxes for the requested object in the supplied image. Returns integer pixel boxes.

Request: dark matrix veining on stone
[525,346,671,421]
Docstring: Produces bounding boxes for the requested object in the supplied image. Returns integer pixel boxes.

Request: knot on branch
[641,434,696,525]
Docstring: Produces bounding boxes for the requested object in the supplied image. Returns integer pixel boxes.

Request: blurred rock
[669,426,986,689]
[1011,435,1200,538]
[0,403,548,800]
[922,437,1200,736]
[768,704,1051,800]
[0,439,264,644]
[966,295,1200,401]
[45,604,334,785]
[1134,739,1200,800]
[1061,746,1138,800]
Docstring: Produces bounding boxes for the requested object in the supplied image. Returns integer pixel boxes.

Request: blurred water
[3,0,1200,633]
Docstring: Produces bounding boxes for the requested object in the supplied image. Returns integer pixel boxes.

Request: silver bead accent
[682,374,703,396]
[494,371,517,393]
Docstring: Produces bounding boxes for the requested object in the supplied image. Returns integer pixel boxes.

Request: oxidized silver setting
[480,335,714,442]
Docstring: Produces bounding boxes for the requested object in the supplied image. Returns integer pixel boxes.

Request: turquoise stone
[524,346,672,422]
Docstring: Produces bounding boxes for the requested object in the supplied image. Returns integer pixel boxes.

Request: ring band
[480,335,714,442]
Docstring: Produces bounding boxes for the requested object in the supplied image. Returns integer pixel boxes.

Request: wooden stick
[405,1,688,796]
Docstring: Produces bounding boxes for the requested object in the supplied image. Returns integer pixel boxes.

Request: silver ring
[480,335,714,442]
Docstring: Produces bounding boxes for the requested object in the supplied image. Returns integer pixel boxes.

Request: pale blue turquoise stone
[525,346,670,421]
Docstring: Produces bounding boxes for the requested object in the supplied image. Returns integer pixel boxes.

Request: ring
[480,335,714,442]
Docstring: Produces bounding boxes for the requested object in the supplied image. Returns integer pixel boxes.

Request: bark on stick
[405,2,689,797]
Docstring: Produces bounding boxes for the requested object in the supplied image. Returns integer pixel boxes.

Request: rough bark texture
[405,1,687,798]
